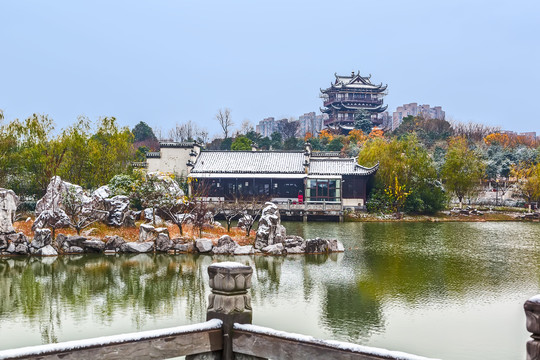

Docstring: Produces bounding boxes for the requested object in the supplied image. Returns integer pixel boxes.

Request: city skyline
[1,0,539,137]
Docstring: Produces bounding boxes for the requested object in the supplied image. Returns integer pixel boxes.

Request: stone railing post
[525,295,540,359]
[207,262,253,360]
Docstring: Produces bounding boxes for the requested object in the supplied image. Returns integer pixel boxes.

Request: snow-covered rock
[32,209,71,232]
[106,196,133,227]
[0,188,18,234]
[138,224,169,243]
[104,235,126,252]
[328,239,345,252]
[61,235,87,250]
[123,241,154,253]
[15,243,29,254]
[6,242,15,253]
[305,238,329,254]
[174,241,194,253]
[195,238,213,253]
[155,233,173,252]
[143,208,163,225]
[261,243,285,255]
[31,228,52,249]
[212,235,238,254]
[83,239,105,252]
[67,246,84,254]
[234,245,254,255]
[255,202,286,249]
[36,244,58,256]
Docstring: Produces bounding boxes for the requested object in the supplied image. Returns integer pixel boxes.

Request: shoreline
[344,211,538,223]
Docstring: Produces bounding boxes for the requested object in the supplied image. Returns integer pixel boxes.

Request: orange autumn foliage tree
[484,133,510,147]
[304,132,313,142]
[369,128,384,139]
[318,129,333,143]
[348,129,368,145]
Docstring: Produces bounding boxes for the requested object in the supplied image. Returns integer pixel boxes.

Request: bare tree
[239,119,254,135]
[62,187,106,235]
[450,121,500,142]
[278,119,300,140]
[218,200,244,233]
[216,108,234,139]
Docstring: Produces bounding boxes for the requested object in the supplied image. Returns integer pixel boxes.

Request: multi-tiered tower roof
[320,71,387,131]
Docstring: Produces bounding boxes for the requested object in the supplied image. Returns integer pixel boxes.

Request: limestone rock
[123,241,154,253]
[155,233,173,252]
[328,239,345,252]
[6,242,15,253]
[255,202,286,249]
[261,243,285,255]
[138,224,169,242]
[174,241,194,253]
[143,208,163,225]
[234,245,255,255]
[14,243,29,254]
[68,246,84,254]
[36,244,58,256]
[283,236,304,248]
[32,209,71,232]
[106,195,133,227]
[195,238,213,253]
[0,236,7,250]
[34,176,88,227]
[0,188,19,234]
[55,233,67,250]
[212,235,238,254]
[286,246,306,254]
[305,238,329,254]
[62,235,87,249]
[83,239,105,252]
[31,228,52,249]
[104,235,126,251]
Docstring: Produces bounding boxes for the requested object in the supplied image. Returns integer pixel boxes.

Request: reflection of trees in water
[358,222,526,303]
[0,254,211,343]
[321,283,383,342]
[252,256,283,301]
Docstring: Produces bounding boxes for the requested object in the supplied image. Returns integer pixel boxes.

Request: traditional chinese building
[145,142,378,213]
[320,71,387,131]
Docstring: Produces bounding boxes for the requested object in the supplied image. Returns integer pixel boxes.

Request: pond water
[1,221,539,359]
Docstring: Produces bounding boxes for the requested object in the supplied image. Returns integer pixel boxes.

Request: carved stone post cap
[208,262,252,293]
[525,295,540,336]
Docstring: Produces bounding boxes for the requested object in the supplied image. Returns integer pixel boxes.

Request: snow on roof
[191,151,305,174]
[234,323,440,360]
[309,158,378,176]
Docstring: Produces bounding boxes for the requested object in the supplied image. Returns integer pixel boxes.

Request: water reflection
[1,222,540,360]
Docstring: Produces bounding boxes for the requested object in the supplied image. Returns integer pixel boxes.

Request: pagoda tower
[320,71,387,131]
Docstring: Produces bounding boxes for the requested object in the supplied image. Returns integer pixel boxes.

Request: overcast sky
[1,0,539,137]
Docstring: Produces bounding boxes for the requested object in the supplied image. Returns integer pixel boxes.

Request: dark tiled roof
[146,152,161,158]
[159,141,196,148]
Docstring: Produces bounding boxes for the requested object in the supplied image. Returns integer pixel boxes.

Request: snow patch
[233,323,440,360]
[210,261,249,269]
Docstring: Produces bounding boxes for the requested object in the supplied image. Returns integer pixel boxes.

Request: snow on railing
[0,319,222,360]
